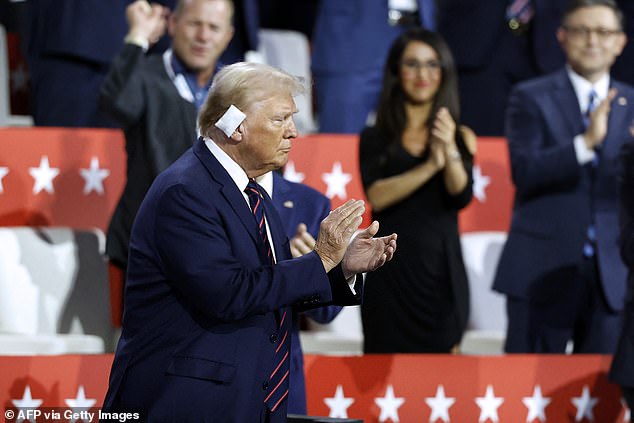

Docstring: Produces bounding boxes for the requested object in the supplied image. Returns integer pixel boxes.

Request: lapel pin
[283,200,294,208]
[618,96,627,106]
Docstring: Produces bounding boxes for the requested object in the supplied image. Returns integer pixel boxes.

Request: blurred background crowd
[1,0,634,413]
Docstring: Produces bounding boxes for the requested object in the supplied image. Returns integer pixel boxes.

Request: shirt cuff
[573,135,596,165]
[347,275,357,296]
[124,34,149,52]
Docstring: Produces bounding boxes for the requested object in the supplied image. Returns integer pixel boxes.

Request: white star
[571,385,598,422]
[322,161,352,200]
[0,166,9,193]
[65,386,96,422]
[79,157,110,195]
[472,165,491,202]
[283,160,305,183]
[324,385,355,418]
[375,385,405,422]
[10,62,29,93]
[29,156,60,194]
[475,385,504,423]
[622,398,631,422]
[425,385,455,422]
[12,385,43,423]
[522,385,551,422]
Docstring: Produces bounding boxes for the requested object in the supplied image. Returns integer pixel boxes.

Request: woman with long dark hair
[359,28,476,353]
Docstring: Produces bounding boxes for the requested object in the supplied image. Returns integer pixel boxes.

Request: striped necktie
[245,179,273,263]
[244,179,290,413]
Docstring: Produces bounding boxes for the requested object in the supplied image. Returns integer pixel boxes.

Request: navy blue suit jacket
[493,69,634,313]
[26,0,177,127]
[271,173,342,415]
[102,139,361,422]
[436,0,568,136]
[311,0,435,74]
[437,0,564,73]
[610,141,634,387]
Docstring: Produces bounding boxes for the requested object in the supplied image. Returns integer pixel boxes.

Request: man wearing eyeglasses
[493,0,634,355]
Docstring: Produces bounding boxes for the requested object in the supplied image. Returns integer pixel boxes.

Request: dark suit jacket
[311,0,435,74]
[271,173,342,415]
[436,0,567,135]
[102,139,361,422]
[99,44,198,268]
[437,0,564,73]
[493,69,634,313]
[26,0,175,127]
[610,141,634,388]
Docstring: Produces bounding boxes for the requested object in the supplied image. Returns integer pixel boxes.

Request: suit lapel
[603,81,630,159]
[551,70,584,137]
[192,138,260,245]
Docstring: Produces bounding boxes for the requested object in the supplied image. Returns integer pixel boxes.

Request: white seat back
[460,231,508,354]
[0,227,113,354]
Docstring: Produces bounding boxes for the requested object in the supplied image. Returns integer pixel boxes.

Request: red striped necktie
[244,179,290,413]
[245,179,274,264]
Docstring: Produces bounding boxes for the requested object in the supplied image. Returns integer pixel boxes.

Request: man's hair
[198,62,305,137]
[173,0,235,22]
[562,0,624,30]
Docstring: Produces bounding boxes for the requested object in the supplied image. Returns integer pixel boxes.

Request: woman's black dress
[359,126,473,353]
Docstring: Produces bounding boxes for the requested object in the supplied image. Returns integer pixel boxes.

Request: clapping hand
[290,223,317,258]
[314,200,365,273]
[429,107,460,170]
[585,88,617,150]
[341,221,397,279]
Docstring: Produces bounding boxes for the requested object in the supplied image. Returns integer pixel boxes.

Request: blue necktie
[583,89,598,130]
[244,180,290,413]
[582,90,599,258]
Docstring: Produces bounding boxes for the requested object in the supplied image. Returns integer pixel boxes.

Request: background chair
[300,305,363,355]
[0,227,114,354]
[0,24,32,127]
[459,231,507,354]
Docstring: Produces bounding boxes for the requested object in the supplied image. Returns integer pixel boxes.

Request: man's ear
[230,123,245,142]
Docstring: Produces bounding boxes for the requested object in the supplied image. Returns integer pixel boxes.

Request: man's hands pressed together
[313,199,397,277]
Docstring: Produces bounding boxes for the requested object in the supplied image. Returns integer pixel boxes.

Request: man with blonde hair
[101,62,397,422]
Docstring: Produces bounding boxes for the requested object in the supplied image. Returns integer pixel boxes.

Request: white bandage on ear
[215,105,246,137]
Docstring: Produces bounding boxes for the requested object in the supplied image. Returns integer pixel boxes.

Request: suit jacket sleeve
[99,44,149,128]
[152,181,359,322]
[506,83,582,199]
